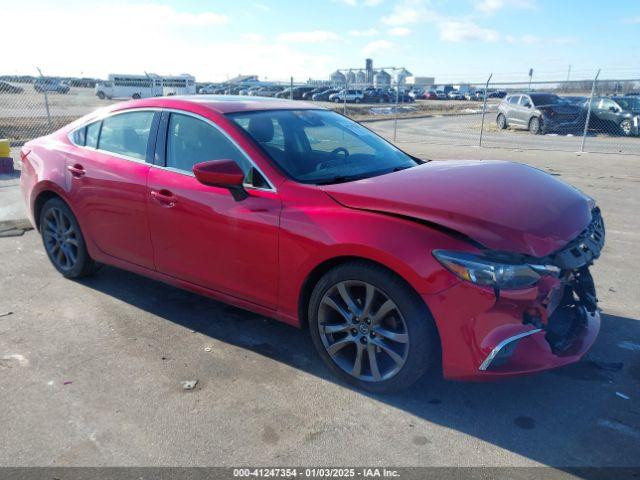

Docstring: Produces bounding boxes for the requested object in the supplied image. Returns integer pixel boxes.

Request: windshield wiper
[315,175,366,185]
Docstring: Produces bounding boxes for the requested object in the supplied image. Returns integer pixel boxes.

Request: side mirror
[192,160,247,200]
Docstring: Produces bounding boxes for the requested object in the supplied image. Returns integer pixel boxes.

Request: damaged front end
[428,208,606,380]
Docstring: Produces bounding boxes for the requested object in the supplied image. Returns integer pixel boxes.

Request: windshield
[228,109,418,184]
[530,94,561,106]
[615,97,640,111]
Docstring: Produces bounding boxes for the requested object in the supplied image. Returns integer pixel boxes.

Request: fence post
[343,76,348,115]
[36,67,52,131]
[478,73,493,148]
[393,80,400,142]
[290,76,293,100]
[580,69,600,153]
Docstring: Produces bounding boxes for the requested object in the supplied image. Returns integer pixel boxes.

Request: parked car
[302,87,328,100]
[424,91,438,100]
[388,90,415,103]
[239,86,262,96]
[0,80,24,93]
[587,96,640,136]
[34,78,69,94]
[328,89,365,103]
[198,84,218,94]
[275,86,317,100]
[249,86,285,98]
[488,90,507,99]
[363,89,391,103]
[497,93,585,134]
[448,90,464,100]
[409,89,425,100]
[435,91,448,100]
[560,96,587,106]
[311,88,339,101]
[20,96,605,392]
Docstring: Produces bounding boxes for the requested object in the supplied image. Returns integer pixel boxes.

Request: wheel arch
[297,255,438,335]
[33,188,66,231]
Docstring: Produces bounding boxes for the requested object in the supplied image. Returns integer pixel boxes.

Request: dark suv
[275,86,317,100]
[588,96,640,136]
[497,93,585,134]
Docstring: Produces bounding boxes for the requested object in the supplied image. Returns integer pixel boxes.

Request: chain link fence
[1,75,639,156]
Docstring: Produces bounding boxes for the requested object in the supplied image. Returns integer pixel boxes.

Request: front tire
[529,116,542,134]
[619,119,633,136]
[97,91,106,100]
[40,198,97,278]
[308,261,438,393]
[497,113,507,129]
[132,93,141,100]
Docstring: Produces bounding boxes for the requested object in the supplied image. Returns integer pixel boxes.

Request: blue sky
[3,0,639,83]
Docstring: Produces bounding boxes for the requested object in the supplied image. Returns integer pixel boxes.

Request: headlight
[433,250,558,290]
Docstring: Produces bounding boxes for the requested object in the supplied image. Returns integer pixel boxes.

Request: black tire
[529,116,542,134]
[334,97,341,103]
[97,91,106,100]
[355,98,361,104]
[619,119,633,137]
[497,113,507,129]
[308,261,438,393]
[132,93,141,100]
[40,198,98,279]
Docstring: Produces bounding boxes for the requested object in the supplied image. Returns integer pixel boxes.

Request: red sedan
[20,96,605,392]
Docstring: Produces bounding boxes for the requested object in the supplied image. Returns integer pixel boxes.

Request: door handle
[67,164,85,177]
[150,189,177,207]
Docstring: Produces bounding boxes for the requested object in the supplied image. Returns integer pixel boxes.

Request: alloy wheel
[42,207,79,271]
[620,119,632,136]
[317,280,410,382]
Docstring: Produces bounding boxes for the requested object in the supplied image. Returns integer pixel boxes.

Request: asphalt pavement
[0,140,639,469]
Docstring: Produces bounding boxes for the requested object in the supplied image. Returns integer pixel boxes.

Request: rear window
[98,111,154,161]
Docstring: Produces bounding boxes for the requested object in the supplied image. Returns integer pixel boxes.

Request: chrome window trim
[478,328,543,371]
[68,107,277,192]
[67,108,161,165]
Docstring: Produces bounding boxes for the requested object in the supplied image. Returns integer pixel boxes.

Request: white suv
[329,89,364,103]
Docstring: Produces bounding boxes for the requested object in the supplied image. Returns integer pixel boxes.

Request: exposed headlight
[433,250,559,290]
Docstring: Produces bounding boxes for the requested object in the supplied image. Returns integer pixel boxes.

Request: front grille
[545,208,605,270]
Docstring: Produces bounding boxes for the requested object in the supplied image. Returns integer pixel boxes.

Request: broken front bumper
[426,209,605,381]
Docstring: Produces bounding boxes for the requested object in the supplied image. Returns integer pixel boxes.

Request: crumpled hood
[321,160,593,258]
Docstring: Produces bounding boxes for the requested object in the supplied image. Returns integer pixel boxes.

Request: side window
[85,121,101,148]
[166,113,249,173]
[71,126,86,146]
[98,111,154,160]
[508,95,520,105]
[519,96,532,107]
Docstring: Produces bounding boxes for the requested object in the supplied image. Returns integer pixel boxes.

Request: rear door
[146,110,281,308]
[65,110,159,269]
[505,95,522,124]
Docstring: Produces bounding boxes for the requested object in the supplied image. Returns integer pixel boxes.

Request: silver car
[497,93,585,134]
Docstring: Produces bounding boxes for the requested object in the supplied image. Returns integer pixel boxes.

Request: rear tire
[97,91,106,100]
[132,93,141,100]
[308,261,438,393]
[497,113,507,129]
[40,198,98,279]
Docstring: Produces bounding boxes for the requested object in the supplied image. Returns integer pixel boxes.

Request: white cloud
[388,27,411,36]
[0,2,337,82]
[382,0,431,25]
[438,21,500,42]
[243,33,265,42]
[348,28,379,37]
[475,0,535,14]
[335,0,384,5]
[362,40,393,56]
[278,30,340,43]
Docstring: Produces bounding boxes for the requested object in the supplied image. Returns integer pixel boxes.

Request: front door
[146,111,281,309]
[65,110,158,269]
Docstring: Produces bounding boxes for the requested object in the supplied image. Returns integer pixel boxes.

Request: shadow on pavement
[79,265,640,471]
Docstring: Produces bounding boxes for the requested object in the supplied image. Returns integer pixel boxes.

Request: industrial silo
[355,70,366,85]
[346,70,356,85]
[394,68,413,87]
[373,70,391,89]
[330,70,346,86]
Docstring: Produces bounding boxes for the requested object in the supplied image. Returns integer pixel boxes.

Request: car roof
[111,95,325,115]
